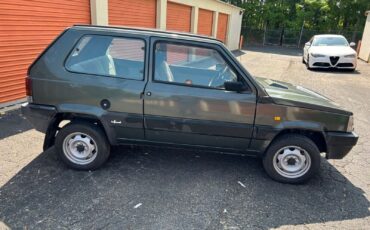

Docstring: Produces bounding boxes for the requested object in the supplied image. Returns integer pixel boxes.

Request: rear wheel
[55,121,110,170]
[262,134,321,184]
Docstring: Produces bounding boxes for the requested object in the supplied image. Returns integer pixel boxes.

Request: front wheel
[262,134,321,184]
[55,121,111,170]
[306,56,311,70]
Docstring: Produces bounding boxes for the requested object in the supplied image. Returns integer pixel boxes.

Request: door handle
[146,92,152,96]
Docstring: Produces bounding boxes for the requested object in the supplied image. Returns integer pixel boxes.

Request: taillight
[25,76,32,96]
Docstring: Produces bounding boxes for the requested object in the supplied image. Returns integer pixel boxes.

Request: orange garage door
[0,0,90,105]
[217,13,229,43]
[197,8,213,36]
[167,2,192,32]
[108,0,156,28]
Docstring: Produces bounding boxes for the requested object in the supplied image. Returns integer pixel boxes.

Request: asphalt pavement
[0,47,369,229]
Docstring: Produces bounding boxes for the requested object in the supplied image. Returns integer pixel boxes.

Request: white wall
[227,11,243,50]
[90,0,108,26]
[359,13,370,62]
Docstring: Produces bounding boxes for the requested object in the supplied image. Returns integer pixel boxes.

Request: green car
[22,25,358,184]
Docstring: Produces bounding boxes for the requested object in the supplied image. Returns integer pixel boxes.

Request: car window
[312,36,349,46]
[154,42,238,89]
[66,35,145,80]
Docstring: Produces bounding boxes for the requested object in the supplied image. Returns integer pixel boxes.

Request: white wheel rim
[62,132,98,165]
[272,146,311,179]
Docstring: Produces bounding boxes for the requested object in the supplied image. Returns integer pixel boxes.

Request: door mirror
[305,42,311,46]
[349,42,356,47]
[224,81,247,93]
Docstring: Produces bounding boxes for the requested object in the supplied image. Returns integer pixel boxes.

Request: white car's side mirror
[305,42,311,46]
[350,42,356,47]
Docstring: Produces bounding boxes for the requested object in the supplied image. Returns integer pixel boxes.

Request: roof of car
[72,24,223,44]
[314,34,346,38]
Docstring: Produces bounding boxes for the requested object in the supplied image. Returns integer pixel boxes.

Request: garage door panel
[0,0,90,104]
[108,0,156,28]
[217,13,228,43]
[0,76,26,84]
[0,15,88,22]
[0,93,27,103]
[0,69,29,78]
[0,0,88,7]
[167,2,192,32]
[197,9,213,36]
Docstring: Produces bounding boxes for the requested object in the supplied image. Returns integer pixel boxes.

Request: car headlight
[310,53,326,58]
[347,115,354,132]
[344,54,356,58]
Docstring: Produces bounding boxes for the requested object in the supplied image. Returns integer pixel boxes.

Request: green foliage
[222,0,370,31]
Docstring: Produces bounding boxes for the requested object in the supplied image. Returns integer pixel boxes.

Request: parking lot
[1,47,369,229]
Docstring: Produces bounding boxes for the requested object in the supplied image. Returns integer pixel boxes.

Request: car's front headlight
[347,115,354,132]
[344,54,356,58]
[311,53,326,58]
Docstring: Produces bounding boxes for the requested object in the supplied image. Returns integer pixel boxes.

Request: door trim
[145,114,253,138]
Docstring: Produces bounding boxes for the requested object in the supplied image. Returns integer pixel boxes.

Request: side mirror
[224,81,248,93]
[305,42,311,46]
[350,42,356,47]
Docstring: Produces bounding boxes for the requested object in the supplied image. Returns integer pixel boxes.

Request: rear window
[65,35,145,80]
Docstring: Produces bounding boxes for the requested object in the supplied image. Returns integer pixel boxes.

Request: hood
[255,77,352,115]
[309,46,356,56]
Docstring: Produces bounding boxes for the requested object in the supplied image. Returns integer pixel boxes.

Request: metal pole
[298,20,304,48]
[263,24,266,46]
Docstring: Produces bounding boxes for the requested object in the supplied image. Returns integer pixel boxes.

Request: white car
[303,35,357,71]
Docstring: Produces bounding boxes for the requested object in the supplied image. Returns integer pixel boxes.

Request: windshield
[312,36,349,46]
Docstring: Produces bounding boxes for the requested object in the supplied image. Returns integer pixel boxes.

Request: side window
[154,42,238,89]
[66,35,145,80]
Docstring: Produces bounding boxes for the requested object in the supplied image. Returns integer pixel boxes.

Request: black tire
[55,121,110,170]
[262,134,321,184]
[306,56,311,70]
[302,56,305,64]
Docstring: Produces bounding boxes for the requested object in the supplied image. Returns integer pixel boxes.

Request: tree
[221,0,370,32]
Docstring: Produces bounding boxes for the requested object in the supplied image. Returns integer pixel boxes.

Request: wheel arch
[266,128,327,155]
[43,112,116,151]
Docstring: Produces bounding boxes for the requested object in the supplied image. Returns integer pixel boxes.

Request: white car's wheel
[306,55,312,70]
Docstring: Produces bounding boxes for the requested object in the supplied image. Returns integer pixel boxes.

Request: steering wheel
[208,65,229,88]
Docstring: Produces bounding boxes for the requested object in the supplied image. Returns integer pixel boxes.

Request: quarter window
[154,42,238,89]
[66,35,145,80]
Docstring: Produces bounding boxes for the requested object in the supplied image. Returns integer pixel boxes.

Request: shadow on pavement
[0,146,369,229]
[0,109,32,140]
[309,68,361,75]
[232,50,246,58]
[244,46,303,57]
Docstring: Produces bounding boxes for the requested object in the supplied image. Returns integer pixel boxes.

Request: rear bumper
[325,131,358,159]
[21,103,57,133]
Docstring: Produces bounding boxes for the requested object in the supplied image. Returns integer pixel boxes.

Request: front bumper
[21,103,57,133]
[325,131,358,159]
[309,55,357,69]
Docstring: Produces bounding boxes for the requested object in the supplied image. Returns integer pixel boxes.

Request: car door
[143,38,257,150]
